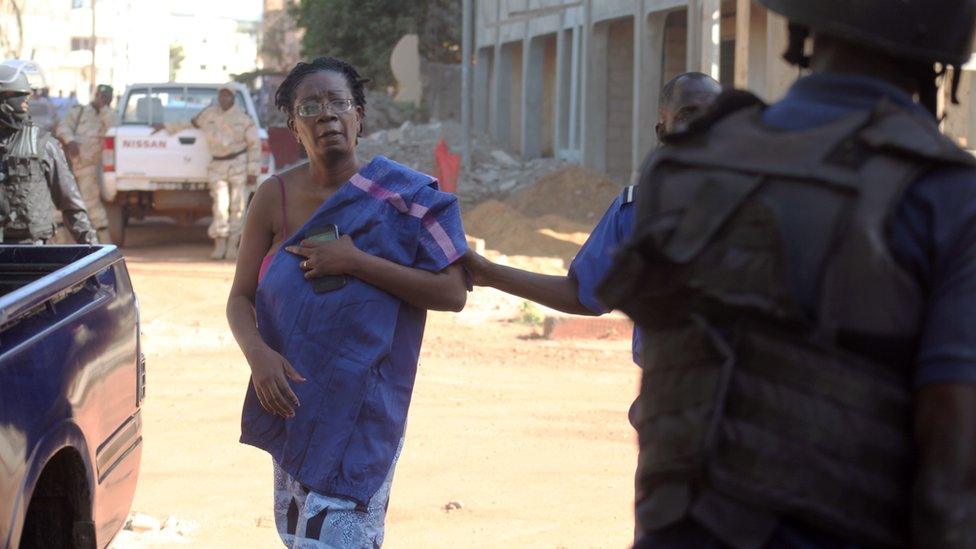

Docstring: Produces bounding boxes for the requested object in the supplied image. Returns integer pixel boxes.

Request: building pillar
[686,0,702,72]
[631,0,648,179]
[701,0,722,81]
[489,1,504,141]
[583,21,608,173]
[474,48,490,134]
[579,0,594,166]
[521,35,544,159]
[636,9,668,166]
[734,0,751,88]
[461,0,473,168]
[765,10,794,100]
[568,24,582,160]
[554,13,568,155]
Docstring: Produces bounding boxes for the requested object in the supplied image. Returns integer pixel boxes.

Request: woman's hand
[245,345,306,418]
[286,235,364,279]
[460,249,494,287]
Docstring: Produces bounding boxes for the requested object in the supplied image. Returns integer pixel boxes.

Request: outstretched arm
[462,250,595,316]
[912,384,976,547]
[287,236,468,312]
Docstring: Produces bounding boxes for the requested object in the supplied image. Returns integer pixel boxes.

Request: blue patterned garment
[242,156,468,508]
[273,439,402,549]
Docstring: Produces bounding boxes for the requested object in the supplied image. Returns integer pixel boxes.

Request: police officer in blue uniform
[462,72,721,371]
[599,1,976,547]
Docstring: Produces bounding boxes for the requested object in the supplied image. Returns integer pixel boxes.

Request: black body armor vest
[0,124,57,241]
[599,93,976,548]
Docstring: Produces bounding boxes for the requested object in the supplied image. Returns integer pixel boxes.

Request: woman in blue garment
[227,57,468,548]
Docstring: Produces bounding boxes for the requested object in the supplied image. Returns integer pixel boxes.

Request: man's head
[656,72,722,139]
[0,64,32,131]
[93,84,113,109]
[218,87,235,111]
[758,0,976,115]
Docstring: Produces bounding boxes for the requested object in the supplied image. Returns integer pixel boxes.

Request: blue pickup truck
[0,245,144,549]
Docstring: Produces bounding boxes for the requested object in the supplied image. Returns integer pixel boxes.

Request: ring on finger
[301,259,309,270]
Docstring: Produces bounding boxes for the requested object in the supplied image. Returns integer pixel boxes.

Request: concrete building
[473,0,976,183]
[0,0,259,104]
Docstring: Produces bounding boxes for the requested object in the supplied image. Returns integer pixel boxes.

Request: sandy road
[114,222,638,548]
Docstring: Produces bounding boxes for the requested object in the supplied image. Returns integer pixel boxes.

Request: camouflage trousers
[207,157,247,240]
[74,163,109,230]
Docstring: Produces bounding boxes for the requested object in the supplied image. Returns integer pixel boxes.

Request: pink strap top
[258,175,289,282]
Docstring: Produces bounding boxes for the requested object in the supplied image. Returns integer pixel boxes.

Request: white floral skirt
[272,439,402,549]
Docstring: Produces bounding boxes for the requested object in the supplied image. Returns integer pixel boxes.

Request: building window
[71,0,87,8]
[71,37,91,51]
[70,36,109,50]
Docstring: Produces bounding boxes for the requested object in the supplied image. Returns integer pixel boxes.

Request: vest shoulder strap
[861,100,976,168]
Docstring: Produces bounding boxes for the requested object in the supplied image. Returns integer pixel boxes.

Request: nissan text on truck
[102,82,275,244]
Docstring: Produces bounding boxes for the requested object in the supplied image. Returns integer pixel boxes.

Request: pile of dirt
[507,166,619,224]
[463,199,592,263]
[462,165,622,262]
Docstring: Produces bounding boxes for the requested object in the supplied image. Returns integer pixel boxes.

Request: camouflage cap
[96,84,114,95]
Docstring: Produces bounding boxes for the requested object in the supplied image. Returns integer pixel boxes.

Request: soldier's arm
[54,105,81,143]
[245,118,261,177]
[43,137,97,244]
[103,107,120,130]
[462,251,595,315]
[912,385,976,547]
[901,167,976,547]
[163,106,207,134]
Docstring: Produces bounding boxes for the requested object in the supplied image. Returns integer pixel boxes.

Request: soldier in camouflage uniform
[56,84,118,244]
[0,63,96,245]
[154,85,261,260]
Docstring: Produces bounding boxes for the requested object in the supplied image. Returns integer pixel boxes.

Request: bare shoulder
[277,160,308,180]
[248,175,284,226]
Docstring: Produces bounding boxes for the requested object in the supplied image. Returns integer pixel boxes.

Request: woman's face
[288,70,363,161]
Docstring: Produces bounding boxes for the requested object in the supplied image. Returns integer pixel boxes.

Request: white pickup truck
[102,82,275,244]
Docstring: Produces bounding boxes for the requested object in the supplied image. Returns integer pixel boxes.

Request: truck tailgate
[114,125,210,183]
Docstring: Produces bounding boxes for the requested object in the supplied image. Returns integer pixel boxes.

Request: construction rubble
[357,120,571,205]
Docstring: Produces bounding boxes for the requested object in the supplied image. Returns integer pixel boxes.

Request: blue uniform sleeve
[413,184,468,272]
[569,191,635,314]
[892,166,976,387]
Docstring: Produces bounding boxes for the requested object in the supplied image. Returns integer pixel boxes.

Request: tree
[414,0,461,65]
[293,0,461,88]
[0,0,24,59]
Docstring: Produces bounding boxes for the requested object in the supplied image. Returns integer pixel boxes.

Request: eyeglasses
[295,98,355,118]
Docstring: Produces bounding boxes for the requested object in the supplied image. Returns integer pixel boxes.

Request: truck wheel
[106,202,128,247]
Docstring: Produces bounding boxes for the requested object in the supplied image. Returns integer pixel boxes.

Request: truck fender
[4,420,95,549]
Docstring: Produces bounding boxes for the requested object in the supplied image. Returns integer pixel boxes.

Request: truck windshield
[121,87,247,125]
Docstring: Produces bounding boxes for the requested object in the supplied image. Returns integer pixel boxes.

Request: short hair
[274,56,369,118]
[659,72,717,112]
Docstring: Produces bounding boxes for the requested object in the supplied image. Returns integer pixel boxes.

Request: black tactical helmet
[757,0,976,66]
[0,64,31,96]
[0,64,31,131]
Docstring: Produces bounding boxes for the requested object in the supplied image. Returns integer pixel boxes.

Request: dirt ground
[111,221,638,548]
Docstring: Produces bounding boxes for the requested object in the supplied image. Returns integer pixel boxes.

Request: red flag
[433,139,460,194]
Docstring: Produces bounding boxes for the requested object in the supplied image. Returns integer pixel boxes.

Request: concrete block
[543,313,633,340]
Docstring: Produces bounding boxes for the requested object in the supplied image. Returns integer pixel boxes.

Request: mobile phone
[305,224,346,293]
